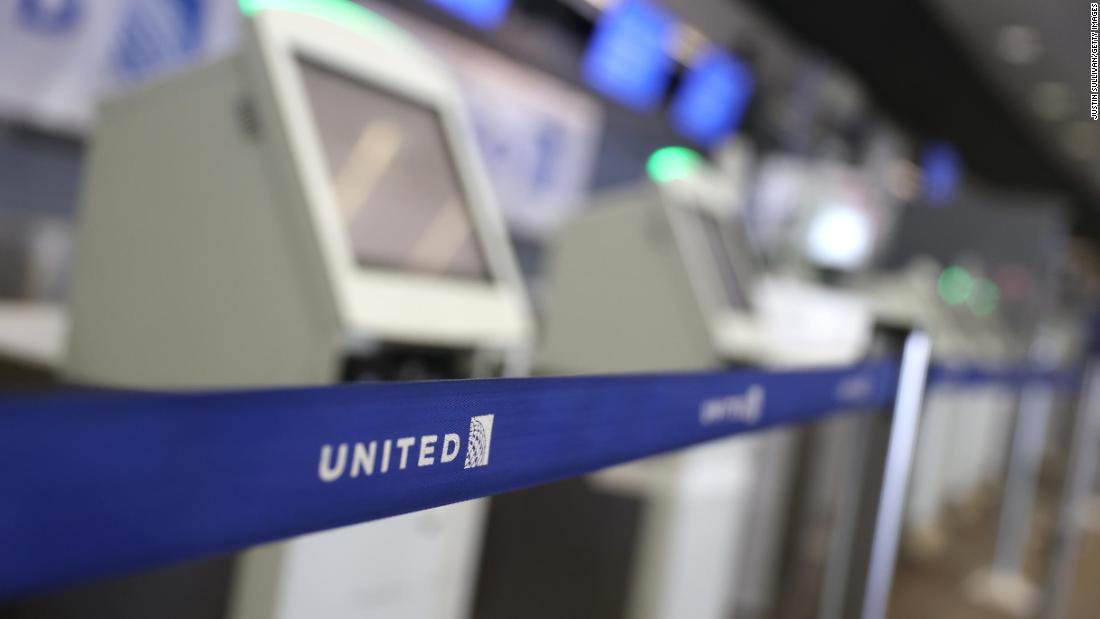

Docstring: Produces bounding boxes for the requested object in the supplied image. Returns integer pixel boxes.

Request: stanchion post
[991,380,1054,574]
[1039,359,1100,619]
[818,328,931,619]
[972,372,1055,613]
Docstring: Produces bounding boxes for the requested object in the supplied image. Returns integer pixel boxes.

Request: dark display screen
[690,210,754,311]
[297,57,491,281]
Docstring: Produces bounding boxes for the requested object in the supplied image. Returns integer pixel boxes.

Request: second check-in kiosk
[477,173,872,619]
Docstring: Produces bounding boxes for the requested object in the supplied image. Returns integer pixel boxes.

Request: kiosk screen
[692,210,754,311]
[298,58,491,281]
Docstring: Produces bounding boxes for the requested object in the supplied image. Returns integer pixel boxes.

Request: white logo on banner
[835,373,874,403]
[318,415,495,482]
[698,385,765,426]
[463,414,494,469]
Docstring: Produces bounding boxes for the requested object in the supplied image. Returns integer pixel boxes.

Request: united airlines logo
[699,385,764,426]
[318,414,495,482]
[835,373,874,403]
[464,414,494,469]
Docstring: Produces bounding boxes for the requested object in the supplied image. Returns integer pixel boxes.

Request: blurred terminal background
[0,0,1098,618]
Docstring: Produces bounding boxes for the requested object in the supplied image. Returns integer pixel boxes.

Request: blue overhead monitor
[581,0,676,111]
[426,0,510,29]
[921,142,962,205]
[669,48,753,147]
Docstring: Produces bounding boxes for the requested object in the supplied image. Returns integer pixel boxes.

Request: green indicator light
[936,266,973,305]
[647,147,703,183]
[967,278,1000,316]
[239,0,412,45]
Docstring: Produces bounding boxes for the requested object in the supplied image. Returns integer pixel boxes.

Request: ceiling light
[1062,122,1099,162]
[996,25,1041,65]
[1032,81,1073,121]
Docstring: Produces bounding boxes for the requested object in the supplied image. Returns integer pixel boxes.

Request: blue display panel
[581,0,676,111]
[669,48,753,147]
[426,0,510,29]
[921,142,962,205]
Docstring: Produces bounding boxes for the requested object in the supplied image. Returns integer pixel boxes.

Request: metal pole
[1040,360,1100,619]
[817,413,877,619]
[861,330,933,619]
[818,329,932,619]
[965,317,1077,617]
[991,380,1055,571]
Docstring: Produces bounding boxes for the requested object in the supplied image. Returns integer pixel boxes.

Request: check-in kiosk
[476,171,871,619]
[65,5,531,619]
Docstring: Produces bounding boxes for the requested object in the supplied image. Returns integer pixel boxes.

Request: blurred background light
[921,142,962,205]
[1061,121,1100,162]
[1031,81,1073,121]
[646,146,702,183]
[993,263,1037,303]
[238,0,401,40]
[804,203,873,270]
[668,47,754,148]
[671,24,708,64]
[937,265,973,305]
[967,277,1001,316]
[581,0,676,111]
[995,25,1041,65]
[425,0,511,29]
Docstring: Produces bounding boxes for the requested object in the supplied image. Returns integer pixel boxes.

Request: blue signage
[582,0,676,111]
[426,0,510,29]
[112,0,205,81]
[669,48,753,147]
[16,0,83,35]
[921,142,962,205]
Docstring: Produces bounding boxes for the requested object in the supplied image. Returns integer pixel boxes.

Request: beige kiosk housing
[526,176,872,619]
[66,7,531,619]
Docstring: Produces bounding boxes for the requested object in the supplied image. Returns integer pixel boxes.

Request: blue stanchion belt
[926,363,1081,389]
[0,362,897,599]
[0,356,1085,599]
